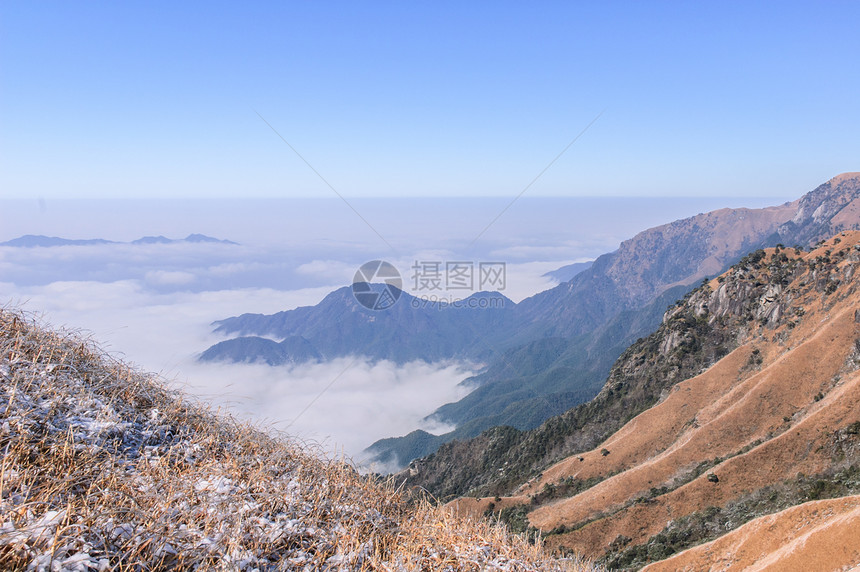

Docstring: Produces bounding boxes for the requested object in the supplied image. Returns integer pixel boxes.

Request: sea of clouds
[0,196,780,464]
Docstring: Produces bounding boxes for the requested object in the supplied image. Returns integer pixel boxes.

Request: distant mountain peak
[780,172,860,243]
[184,233,239,245]
[132,234,239,245]
[0,235,116,247]
[131,235,172,244]
[462,290,512,301]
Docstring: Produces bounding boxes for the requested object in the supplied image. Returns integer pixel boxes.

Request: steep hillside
[0,309,594,571]
[777,172,860,246]
[447,232,860,569]
[515,203,794,338]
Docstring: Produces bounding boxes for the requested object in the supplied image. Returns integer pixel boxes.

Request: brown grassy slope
[534,233,860,556]
[454,232,860,565]
[531,233,860,558]
[0,309,595,571]
[640,495,860,572]
[447,348,758,521]
[532,303,857,529]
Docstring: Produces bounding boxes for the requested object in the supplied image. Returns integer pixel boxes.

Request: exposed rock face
[777,172,860,246]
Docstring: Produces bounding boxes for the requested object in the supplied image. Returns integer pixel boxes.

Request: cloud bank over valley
[0,196,791,459]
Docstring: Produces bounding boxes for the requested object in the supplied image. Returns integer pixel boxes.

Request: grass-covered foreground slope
[0,309,596,571]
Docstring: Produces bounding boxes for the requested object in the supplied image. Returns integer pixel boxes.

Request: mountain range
[0,233,238,247]
[441,232,860,569]
[203,173,860,469]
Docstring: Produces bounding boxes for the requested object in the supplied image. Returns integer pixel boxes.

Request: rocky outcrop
[777,172,860,246]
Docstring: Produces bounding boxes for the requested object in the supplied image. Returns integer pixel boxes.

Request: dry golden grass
[476,233,860,563]
[640,495,860,571]
[0,307,596,571]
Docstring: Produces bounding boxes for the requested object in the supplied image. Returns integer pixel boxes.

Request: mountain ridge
[204,286,517,364]
[542,260,594,283]
[442,231,860,569]
[0,233,238,247]
[367,173,860,466]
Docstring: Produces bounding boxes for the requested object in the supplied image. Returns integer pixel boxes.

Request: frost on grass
[0,309,592,571]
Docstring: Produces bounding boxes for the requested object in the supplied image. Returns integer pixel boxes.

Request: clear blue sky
[2,1,858,199]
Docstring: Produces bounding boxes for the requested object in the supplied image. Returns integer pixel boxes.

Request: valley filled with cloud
[0,196,784,461]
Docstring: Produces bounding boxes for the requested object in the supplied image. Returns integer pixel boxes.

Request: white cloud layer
[180,358,472,466]
[0,196,777,466]
[1,279,474,464]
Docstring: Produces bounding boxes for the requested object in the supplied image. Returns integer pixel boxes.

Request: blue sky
[2,1,858,199]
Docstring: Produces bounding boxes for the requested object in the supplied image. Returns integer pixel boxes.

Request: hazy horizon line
[0,194,795,202]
